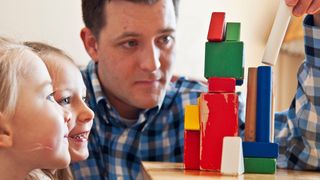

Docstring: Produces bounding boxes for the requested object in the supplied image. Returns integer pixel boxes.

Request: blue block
[236,79,243,86]
[243,142,279,158]
[256,66,272,142]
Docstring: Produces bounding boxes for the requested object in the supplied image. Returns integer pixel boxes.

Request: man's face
[95,0,176,118]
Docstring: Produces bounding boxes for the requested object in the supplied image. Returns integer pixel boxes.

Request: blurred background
[0,0,305,112]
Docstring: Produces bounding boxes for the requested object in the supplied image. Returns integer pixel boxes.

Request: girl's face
[11,51,70,169]
[47,54,94,162]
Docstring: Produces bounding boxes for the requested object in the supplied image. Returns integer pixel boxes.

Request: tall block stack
[184,12,244,173]
[243,66,278,174]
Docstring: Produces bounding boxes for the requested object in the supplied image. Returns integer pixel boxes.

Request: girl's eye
[57,97,71,106]
[82,96,87,102]
[47,93,56,102]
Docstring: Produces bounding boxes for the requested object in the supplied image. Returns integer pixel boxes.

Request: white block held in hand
[221,137,244,175]
[262,0,292,66]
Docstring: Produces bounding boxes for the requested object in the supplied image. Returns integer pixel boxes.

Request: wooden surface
[142,161,320,180]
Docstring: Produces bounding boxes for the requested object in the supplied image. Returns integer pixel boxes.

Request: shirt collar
[87,61,165,120]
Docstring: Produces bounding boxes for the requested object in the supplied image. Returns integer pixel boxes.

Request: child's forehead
[20,51,52,84]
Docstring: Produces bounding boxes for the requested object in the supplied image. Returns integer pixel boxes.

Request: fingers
[307,0,320,14]
[285,0,299,7]
[292,0,313,16]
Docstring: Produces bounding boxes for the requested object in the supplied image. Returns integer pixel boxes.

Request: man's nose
[140,42,161,72]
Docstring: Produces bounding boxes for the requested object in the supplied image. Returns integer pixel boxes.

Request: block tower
[184,12,244,172]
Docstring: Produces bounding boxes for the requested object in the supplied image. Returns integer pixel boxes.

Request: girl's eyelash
[47,93,56,102]
[57,97,71,105]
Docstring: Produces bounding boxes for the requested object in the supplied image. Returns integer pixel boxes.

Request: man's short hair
[82,0,180,38]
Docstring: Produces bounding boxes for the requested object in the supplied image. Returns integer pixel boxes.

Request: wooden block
[256,66,272,142]
[242,142,278,158]
[271,92,275,142]
[244,157,276,174]
[226,22,241,41]
[199,93,238,171]
[236,79,243,86]
[204,41,244,80]
[207,12,225,42]
[208,77,235,93]
[221,137,244,175]
[184,105,200,130]
[244,67,257,142]
[184,130,200,170]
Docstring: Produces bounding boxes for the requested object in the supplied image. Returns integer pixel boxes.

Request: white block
[221,136,244,175]
[262,0,292,66]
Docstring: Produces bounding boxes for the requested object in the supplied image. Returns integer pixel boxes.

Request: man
[71,0,320,179]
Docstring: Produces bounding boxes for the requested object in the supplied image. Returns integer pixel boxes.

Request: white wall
[176,0,280,84]
[0,0,89,66]
[0,0,280,86]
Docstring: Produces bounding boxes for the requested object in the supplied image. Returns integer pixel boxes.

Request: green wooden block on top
[244,157,276,174]
[204,41,244,79]
[226,22,241,41]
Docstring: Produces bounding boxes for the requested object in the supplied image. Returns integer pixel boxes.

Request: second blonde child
[25,42,94,179]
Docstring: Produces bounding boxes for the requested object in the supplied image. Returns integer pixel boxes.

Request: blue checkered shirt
[71,15,320,179]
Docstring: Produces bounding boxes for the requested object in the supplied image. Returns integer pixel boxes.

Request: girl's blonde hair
[24,41,74,64]
[0,37,30,119]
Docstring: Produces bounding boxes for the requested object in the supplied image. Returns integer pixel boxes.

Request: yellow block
[184,105,200,130]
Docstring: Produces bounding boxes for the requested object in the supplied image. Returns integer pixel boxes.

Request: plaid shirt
[275,15,320,170]
[71,15,320,179]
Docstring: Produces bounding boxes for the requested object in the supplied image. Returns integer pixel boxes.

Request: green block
[226,22,241,41]
[204,41,244,79]
[244,157,276,174]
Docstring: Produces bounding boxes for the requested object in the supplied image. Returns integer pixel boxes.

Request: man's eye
[158,35,174,46]
[123,40,138,48]
[57,97,71,106]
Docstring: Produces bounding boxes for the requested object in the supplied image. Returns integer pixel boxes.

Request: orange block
[184,105,200,130]
[244,68,257,142]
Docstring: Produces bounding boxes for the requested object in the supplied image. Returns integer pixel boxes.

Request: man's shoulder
[168,76,207,93]
[162,76,207,109]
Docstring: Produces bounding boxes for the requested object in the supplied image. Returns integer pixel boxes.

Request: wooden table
[142,161,320,180]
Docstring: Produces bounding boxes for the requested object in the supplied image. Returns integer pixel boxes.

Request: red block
[199,93,238,171]
[184,130,200,169]
[207,12,225,42]
[208,77,236,93]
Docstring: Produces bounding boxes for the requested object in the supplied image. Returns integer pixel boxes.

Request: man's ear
[80,27,99,63]
[0,113,13,148]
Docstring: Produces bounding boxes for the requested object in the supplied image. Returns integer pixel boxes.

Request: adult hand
[285,0,320,26]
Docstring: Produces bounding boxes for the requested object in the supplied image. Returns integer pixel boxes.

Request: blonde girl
[25,42,94,180]
[0,37,71,180]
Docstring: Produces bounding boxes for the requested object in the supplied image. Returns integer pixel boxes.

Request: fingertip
[307,6,320,14]
[285,0,298,7]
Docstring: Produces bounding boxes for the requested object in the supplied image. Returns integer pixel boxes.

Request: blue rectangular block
[243,142,278,158]
[256,66,272,142]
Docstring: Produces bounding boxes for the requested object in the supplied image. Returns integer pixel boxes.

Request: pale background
[0,0,303,111]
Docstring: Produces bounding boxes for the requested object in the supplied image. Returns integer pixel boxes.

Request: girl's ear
[0,113,13,148]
